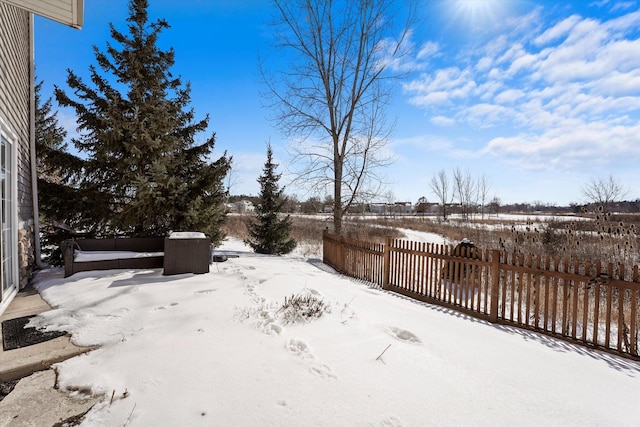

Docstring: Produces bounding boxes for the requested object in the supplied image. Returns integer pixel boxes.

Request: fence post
[335,234,344,273]
[489,249,501,323]
[322,228,328,265]
[382,237,392,290]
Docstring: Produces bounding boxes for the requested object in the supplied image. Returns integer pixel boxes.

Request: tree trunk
[334,160,343,235]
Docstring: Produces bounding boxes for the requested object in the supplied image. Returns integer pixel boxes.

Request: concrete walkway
[0,285,100,425]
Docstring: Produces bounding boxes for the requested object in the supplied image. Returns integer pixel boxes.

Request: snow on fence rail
[322,230,640,361]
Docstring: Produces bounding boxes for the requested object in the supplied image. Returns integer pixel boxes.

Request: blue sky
[35,0,640,206]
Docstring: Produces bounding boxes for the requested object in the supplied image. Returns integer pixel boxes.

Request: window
[0,118,17,304]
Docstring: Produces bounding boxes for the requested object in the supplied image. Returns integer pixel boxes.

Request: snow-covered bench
[62,237,165,277]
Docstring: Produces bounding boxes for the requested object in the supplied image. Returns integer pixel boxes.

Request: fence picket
[582,261,591,343]
[543,256,551,330]
[548,257,556,334]
[605,263,614,348]
[518,254,535,325]
[632,266,638,356]
[571,260,579,339]
[533,255,541,329]
[421,242,427,295]
[593,261,602,347]
[618,264,625,352]
[561,259,570,336]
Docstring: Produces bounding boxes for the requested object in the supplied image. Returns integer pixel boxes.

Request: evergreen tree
[35,80,100,264]
[54,0,230,243]
[245,144,296,254]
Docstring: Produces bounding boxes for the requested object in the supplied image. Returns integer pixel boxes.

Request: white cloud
[590,70,640,96]
[430,116,455,127]
[403,67,476,106]
[494,89,525,104]
[534,15,581,46]
[417,41,440,60]
[476,56,493,71]
[610,1,636,12]
[506,51,538,76]
[605,9,640,32]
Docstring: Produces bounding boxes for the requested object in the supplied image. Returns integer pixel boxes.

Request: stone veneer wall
[18,223,35,288]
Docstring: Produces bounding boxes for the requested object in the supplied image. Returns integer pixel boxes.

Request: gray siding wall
[0,3,33,223]
[0,2,36,286]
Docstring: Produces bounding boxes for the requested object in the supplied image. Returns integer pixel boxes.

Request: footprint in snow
[386,326,421,344]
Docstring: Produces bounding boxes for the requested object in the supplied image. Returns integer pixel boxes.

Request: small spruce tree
[245,144,296,254]
[54,0,230,243]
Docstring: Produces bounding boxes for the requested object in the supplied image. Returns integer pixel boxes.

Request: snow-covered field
[397,228,448,245]
[30,237,640,426]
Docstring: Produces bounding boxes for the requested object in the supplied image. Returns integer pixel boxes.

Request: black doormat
[1,315,67,351]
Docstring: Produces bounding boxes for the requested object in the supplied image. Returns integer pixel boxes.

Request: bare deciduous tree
[477,173,491,219]
[581,175,628,211]
[430,169,452,221]
[453,167,477,222]
[262,0,415,235]
[488,196,501,216]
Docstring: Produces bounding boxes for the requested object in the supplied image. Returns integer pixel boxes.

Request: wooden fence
[323,230,640,361]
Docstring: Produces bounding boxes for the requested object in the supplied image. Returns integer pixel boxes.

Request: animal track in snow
[285,338,313,359]
[386,326,422,344]
[249,307,283,336]
[285,338,336,379]
[244,283,259,298]
[152,302,179,311]
[264,323,282,335]
[194,289,217,295]
[378,415,403,426]
[309,363,336,379]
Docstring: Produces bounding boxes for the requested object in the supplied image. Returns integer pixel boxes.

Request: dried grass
[223,214,403,248]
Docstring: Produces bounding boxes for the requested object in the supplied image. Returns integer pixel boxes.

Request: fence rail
[322,230,640,360]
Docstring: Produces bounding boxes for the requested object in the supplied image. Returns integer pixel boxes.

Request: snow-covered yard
[30,237,640,426]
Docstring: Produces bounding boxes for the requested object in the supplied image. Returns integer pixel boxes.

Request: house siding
[0,2,36,287]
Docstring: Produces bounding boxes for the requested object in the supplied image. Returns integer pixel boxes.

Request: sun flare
[450,0,509,28]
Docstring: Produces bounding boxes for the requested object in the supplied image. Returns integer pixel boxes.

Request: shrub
[278,292,329,324]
